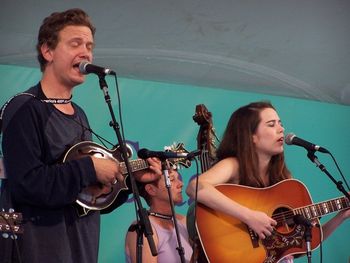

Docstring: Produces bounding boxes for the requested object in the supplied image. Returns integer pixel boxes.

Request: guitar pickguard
[263,224,305,263]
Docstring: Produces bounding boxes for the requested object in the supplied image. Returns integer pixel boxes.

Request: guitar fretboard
[119,159,149,175]
[294,196,350,220]
[199,150,211,173]
[199,135,216,173]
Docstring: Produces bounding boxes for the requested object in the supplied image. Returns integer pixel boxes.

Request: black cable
[70,117,114,148]
[113,75,126,141]
[327,152,350,191]
[70,74,125,149]
[317,224,323,263]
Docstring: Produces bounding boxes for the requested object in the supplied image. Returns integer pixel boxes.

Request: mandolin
[63,141,190,216]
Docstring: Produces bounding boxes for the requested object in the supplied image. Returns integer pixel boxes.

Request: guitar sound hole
[272,207,296,234]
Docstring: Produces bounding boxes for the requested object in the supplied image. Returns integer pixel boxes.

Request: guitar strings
[200,151,210,171]
[271,211,296,225]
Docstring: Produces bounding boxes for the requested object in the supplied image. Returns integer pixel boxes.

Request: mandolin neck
[119,159,150,175]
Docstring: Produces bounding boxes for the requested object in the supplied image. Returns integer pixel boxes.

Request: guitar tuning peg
[10,234,18,240]
[2,233,9,239]
[9,208,15,213]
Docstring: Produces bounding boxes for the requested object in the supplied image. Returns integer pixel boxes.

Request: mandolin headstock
[164,142,192,169]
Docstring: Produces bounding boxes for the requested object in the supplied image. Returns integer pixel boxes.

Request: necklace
[148,211,173,220]
[41,95,73,104]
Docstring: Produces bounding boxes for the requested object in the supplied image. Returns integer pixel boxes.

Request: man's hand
[134,157,162,183]
[91,157,121,186]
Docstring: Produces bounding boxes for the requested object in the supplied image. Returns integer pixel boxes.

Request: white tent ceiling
[1,0,350,105]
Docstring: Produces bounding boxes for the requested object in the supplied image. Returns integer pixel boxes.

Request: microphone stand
[294,215,312,263]
[304,223,312,263]
[307,150,350,200]
[160,160,185,263]
[97,74,157,261]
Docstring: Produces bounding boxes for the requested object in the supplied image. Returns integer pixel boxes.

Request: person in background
[186,101,350,263]
[125,161,193,263]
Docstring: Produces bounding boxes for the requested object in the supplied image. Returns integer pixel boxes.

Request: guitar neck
[119,159,150,174]
[294,196,350,220]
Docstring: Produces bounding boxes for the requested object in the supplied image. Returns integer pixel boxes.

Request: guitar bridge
[247,226,259,248]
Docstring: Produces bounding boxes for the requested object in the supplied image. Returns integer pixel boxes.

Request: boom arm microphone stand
[305,150,350,263]
[307,150,350,200]
[97,74,157,261]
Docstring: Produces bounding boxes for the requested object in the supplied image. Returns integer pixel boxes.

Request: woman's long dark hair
[216,101,291,187]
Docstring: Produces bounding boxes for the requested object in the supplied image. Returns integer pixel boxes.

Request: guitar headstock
[193,104,217,161]
[164,142,192,169]
[0,210,23,237]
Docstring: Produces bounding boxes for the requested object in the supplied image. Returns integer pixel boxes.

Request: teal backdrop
[1,64,349,262]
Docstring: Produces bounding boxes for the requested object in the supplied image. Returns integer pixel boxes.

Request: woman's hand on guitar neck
[91,156,121,186]
[245,210,277,240]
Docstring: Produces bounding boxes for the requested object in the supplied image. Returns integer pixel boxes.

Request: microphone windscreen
[137,148,149,159]
[78,61,89,74]
[284,133,296,145]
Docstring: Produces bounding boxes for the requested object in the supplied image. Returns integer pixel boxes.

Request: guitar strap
[0,82,72,136]
[0,91,37,180]
[0,83,70,179]
[0,92,37,134]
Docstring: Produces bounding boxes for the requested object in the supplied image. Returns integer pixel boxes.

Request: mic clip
[186,149,201,160]
[293,214,312,227]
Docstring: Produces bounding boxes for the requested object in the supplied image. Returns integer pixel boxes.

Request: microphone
[285,133,329,153]
[137,148,201,160]
[79,61,116,76]
[293,214,312,227]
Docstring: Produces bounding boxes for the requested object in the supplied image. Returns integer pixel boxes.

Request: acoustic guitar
[195,179,350,263]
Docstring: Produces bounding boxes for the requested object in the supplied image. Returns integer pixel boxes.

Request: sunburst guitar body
[195,179,349,263]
